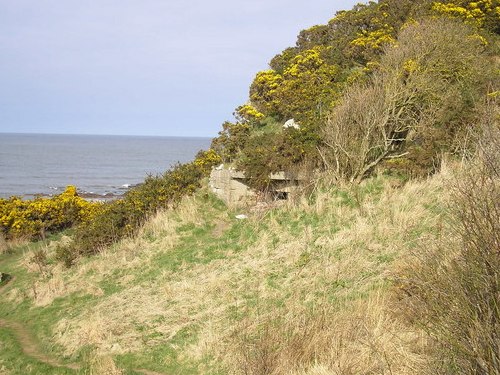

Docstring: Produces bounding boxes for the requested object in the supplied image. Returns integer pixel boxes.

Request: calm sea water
[0,133,211,199]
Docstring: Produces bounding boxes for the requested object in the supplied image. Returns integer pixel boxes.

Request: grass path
[1,275,170,375]
[0,318,81,371]
[0,274,81,372]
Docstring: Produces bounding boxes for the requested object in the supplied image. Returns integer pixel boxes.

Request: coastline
[0,133,212,201]
[1,185,137,202]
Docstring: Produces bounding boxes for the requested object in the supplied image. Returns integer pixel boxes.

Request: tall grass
[227,292,427,375]
[398,105,499,374]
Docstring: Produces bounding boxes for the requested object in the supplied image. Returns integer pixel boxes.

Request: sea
[0,133,212,199]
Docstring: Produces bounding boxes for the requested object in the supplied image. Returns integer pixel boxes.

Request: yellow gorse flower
[0,186,101,240]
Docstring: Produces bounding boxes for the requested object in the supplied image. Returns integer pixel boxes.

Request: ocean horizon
[0,133,212,199]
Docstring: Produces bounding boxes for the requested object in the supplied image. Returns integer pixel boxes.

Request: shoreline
[0,186,138,202]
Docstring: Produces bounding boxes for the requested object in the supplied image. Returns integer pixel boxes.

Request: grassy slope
[0,170,451,374]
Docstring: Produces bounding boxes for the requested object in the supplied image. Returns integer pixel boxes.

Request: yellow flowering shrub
[235,104,265,122]
[432,0,500,32]
[403,59,420,74]
[350,25,396,50]
[249,70,283,115]
[211,121,252,163]
[0,186,101,240]
[250,46,341,126]
[193,149,222,174]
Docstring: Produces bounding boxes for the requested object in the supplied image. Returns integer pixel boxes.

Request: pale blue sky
[0,1,360,137]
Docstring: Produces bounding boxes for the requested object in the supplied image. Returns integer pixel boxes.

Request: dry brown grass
[1,235,30,256]
[395,113,500,375]
[0,233,8,254]
[45,194,218,355]
[207,174,447,374]
[226,291,429,375]
[23,198,186,307]
[88,354,124,375]
[17,174,450,373]
[54,285,172,355]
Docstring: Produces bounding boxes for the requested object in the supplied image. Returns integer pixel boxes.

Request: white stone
[283,118,300,129]
[235,214,248,220]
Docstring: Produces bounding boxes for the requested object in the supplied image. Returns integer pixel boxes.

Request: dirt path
[0,275,81,371]
[0,318,80,370]
[0,276,167,375]
[0,318,168,375]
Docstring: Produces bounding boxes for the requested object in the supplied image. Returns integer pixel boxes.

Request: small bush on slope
[57,150,221,265]
[397,101,500,374]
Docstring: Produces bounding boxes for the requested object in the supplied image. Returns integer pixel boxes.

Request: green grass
[0,238,85,373]
[0,327,79,375]
[0,238,92,369]
[0,175,449,374]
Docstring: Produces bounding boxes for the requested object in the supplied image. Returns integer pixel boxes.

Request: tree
[321,18,493,181]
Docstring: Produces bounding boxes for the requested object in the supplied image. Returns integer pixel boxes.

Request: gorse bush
[63,149,221,261]
[431,0,500,34]
[248,0,428,126]
[210,1,429,183]
[0,186,100,240]
[211,121,252,163]
[236,127,318,191]
[210,0,499,189]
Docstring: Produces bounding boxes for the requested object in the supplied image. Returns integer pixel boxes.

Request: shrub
[66,149,221,259]
[321,18,493,182]
[0,186,100,241]
[397,103,500,374]
[211,121,251,163]
[236,128,317,192]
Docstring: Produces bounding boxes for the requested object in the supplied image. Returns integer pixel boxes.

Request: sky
[0,0,361,137]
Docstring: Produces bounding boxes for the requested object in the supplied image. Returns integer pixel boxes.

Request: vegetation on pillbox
[211,0,499,190]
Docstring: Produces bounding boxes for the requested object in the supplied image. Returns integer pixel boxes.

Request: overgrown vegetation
[0,173,445,374]
[397,101,499,374]
[212,0,499,188]
[58,149,221,264]
[1,0,499,373]
[322,18,494,181]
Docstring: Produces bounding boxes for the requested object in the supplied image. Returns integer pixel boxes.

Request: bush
[211,121,251,163]
[66,149,221,259]
[0,186,100,241]
[236,128,317,192]
[397,104,500,374]
[321,18,493,182]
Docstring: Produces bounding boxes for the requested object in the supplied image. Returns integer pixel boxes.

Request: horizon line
[0,131,214,139]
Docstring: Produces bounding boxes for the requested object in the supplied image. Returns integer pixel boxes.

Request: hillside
[1,172,448,374]
[1,151,499,374]
[1,0,499,374]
